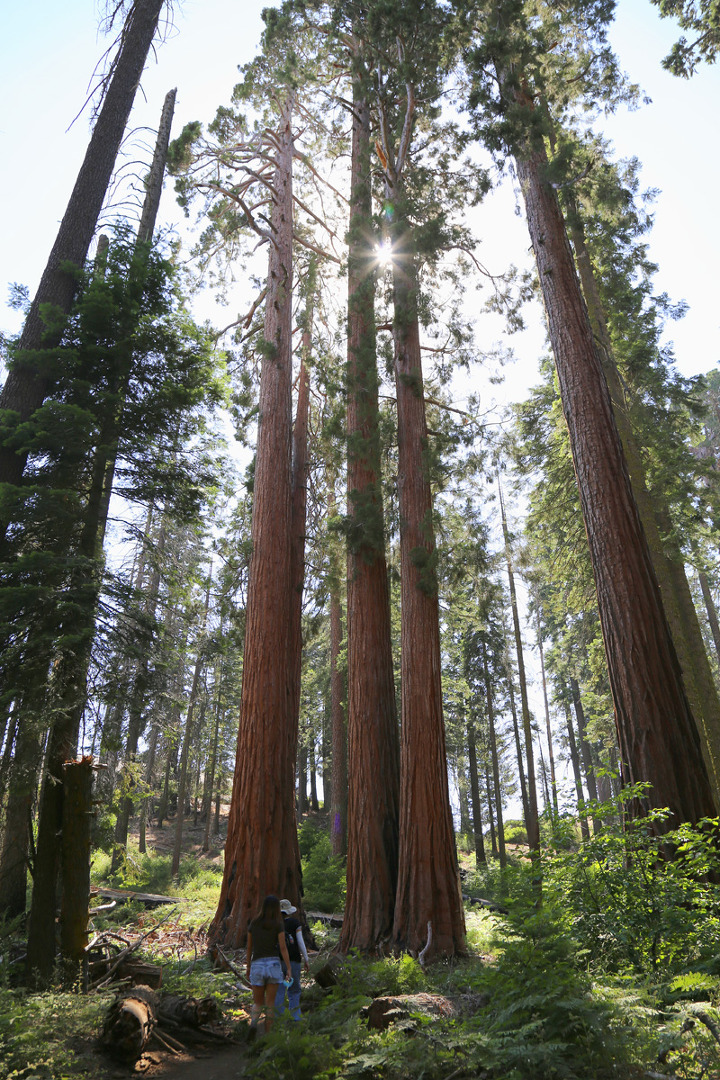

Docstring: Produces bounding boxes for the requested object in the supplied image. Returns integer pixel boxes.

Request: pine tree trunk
[535,614,559,817]
[172,648,205,879]
[466,712,486,866]
[500,484,540,856]
[389,207,465,958]
[0,715,44,918]
[203,657,223,853]
[512,133,716,826]
[0,0,165,499]
[564,703,590,842]
[485,767,498,858]
[698,568,720,665]
[209,96,301,947]
[570,677,602,834]
[481,640,506,868]
[341,84,400,952]
[297,745,309,815]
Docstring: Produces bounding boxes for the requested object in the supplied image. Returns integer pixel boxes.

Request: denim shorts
[250,957,283,986]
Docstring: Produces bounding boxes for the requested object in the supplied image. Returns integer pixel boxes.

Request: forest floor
[76,810,328,1080]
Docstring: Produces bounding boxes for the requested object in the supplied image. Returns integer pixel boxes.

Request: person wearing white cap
[275,898,310,1020]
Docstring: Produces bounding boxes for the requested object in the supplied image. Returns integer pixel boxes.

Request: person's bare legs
[263,982,277,1032]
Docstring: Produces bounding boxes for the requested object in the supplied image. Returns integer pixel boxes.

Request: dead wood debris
[101,983,229,1064]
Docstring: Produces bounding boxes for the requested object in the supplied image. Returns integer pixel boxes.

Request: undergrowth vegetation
[1,799,719,1079]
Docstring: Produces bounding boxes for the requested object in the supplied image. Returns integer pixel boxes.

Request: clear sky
[1,0,718,389]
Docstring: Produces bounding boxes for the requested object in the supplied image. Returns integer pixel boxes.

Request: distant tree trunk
[341,83,400,953]
[297,745,309,815]
[501,608,531,831]
[0,711,44,918]
[456,754,472,836]
[499,482,540,858]
[535,612,559,818]
[203,657,224,853]
[481,640,506,868]
[466,711,486,866]
[172,649,205,879]
[511,119,716,826]
[138,722,159,855]
[209,96,302,947]
[485,767,498,858]
[309,747,319,813]
[112,521,166,869]
[329,585,347,857]
[157,744,173,829]
[570,678,602,834]
[564,703,590,842]
[698,568,720,666]
[0,0,166,500]
[389,199,465,958]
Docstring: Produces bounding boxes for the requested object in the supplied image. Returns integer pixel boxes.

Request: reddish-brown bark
[389,243,465,959]
[340,85,401,952]
[514,137,716,826]
[210,97,302,947]
[289,345,311,839]
[329,585,347,857]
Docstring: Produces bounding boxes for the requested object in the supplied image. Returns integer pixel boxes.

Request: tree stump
[363,993,457,1031]
[60,756,94,988]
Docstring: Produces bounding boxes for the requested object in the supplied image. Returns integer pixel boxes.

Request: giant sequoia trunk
[329,533,348,858]
[389,215,465,959]
[288,330,311,854]
[210,96,301,947]
[340,85,400,952]
[513,133,716,826]
[566,200,720,804]
[0,0,166,501]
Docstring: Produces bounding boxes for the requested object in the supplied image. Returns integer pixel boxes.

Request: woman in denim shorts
[245,895,291,1036]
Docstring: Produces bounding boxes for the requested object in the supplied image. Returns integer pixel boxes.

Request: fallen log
[462,895,509,915]
[117,959,163,988]
[157,994,220,1028]
[102,988,225,1064]
[90,885,187,908]
[102,985,158,1062]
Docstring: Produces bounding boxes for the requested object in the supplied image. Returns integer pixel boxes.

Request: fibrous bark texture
[515,138,716,826]
[210,97,302,947]
[341,86,400,952]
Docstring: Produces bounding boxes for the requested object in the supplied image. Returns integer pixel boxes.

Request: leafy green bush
[545,788,720,977]
[298,821,346,913]
[503,819,528,845]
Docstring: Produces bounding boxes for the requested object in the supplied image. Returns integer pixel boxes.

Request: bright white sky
[1,0,718,392]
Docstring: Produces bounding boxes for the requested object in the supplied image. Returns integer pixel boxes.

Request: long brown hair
[257,894,283,932]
